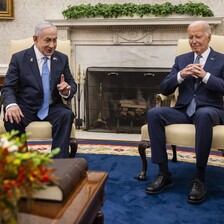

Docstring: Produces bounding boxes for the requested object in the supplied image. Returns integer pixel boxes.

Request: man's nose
[191,37,197,43]
[49,41,55,48]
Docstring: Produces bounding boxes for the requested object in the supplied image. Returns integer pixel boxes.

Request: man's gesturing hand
[57,74,71,96]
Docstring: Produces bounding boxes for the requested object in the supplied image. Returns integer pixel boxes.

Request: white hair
[34,21,57,37]
[188,21,211,36]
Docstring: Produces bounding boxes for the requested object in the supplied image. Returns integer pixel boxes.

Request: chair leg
[69,138,78,158]
[171,145,177,162]
[137,140,151,181]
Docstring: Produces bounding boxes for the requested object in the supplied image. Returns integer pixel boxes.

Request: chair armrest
[155,93,176,107]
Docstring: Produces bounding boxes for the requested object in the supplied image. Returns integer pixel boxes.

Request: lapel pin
[53,57,57,61]
[30,58,33,62]
[210,57,214,60]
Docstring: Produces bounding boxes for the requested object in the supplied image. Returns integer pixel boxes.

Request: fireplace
[85,67,169,133]
[47,17,221,132]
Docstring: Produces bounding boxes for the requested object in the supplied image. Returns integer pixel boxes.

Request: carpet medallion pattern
[28,140,224,168]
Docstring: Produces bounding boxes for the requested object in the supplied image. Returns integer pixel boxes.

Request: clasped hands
[180,64,206,79]
[5,74,71,124]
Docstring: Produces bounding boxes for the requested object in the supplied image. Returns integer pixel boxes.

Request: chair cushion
[0,119,76,140]
[141,124,224,150]
[26,122,76,140]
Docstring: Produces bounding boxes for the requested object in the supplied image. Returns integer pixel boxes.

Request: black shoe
[188,179,206,204]
[146,172,173,194]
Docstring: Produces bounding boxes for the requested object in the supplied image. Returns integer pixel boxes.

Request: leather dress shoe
[146,172,173,194]
[188,179,206,204]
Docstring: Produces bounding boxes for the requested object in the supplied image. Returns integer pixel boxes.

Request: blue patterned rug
[77,153,224,224]
[28,139,224,223]
[28,139,224,168]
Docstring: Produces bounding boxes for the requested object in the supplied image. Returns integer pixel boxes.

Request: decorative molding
[113,30,152,45]
[48,17,223,28]
[50,17,223,47]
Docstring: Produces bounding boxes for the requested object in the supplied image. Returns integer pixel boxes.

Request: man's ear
[33,36,37,43]
[208,34,211,42]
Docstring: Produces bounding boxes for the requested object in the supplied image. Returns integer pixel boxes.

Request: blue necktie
[37,57,50,120]
[186,55,202,117]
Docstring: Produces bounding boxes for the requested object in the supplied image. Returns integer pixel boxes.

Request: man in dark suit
[146,21,224,203]
[1,21,77,158]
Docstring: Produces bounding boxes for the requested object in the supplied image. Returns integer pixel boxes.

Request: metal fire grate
[85,67,170,133]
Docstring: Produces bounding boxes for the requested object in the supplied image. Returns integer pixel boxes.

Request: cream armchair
[137,35,224,180]
[1,38,77,157]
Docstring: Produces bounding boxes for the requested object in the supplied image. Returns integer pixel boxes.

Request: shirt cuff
[60,90,71,98]
[6,103,18,110]
[202,72,211,83]
[177,72,185,84]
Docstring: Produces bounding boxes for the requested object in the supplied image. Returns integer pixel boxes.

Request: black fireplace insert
[85,67,170,133]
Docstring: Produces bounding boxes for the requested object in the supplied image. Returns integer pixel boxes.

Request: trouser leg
[147,107,189,164]
[193,107,222,168]
[47,105,75,158]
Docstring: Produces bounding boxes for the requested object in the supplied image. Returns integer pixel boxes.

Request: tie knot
[194,55,202,64]
[42,57,49,63]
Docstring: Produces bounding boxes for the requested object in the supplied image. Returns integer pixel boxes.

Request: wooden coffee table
[18,171,108,224]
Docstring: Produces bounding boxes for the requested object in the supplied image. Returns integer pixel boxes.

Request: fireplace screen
[85,67,170,133]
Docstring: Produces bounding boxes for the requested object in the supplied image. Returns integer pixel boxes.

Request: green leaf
[62,2,214,19]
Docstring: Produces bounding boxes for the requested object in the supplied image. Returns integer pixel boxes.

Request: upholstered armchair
[137,35,224,181]
[1,38,78,157]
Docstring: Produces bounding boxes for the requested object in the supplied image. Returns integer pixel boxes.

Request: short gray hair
[34,21,57,37]
[188,20,211,36]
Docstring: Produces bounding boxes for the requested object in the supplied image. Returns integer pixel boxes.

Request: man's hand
[180,64,206,79]
[5,105,24,124]
[57,74,71,96]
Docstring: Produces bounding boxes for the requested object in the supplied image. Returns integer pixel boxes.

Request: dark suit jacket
[160,49,224,116]
[2,46,77,115]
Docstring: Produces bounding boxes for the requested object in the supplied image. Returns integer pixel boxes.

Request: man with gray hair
[146,21,224,203]
[2,21,77,158]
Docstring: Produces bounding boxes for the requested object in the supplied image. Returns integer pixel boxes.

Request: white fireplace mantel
[48,17,223,28]
[46,17,224,71]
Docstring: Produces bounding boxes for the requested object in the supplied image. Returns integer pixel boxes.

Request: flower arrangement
[0,131,59,223]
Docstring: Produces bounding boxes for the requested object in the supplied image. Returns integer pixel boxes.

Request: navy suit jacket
[2,46,77,115]
[160,48,224,121]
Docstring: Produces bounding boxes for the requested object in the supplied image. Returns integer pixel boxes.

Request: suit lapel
[203,49,216,72]
[26,47,43,90]
[197,49,216,89]
[50,53,59,93]
[27,50,62,94]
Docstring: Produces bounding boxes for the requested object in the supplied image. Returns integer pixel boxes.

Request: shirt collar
[34,45,51,61]
[194,47,211,61]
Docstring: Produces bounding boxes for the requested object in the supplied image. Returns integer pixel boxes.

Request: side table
[18,171,108,224]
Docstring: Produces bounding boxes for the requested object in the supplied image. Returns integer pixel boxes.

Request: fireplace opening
[85,67,170,133]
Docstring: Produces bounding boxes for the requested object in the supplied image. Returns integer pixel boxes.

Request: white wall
[0,0,223,64]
